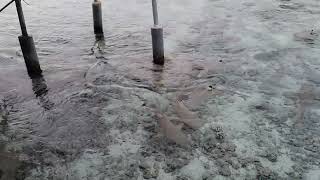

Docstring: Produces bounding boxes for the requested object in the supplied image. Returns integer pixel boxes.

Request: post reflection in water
[95,34,105,49]
[31,76,54,110]
[0,120,8,135]
[151,64,164,92]
[92,35,106,59]
[0,99,9,134]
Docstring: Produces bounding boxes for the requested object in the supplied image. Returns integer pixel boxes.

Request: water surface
[1,0,320,179]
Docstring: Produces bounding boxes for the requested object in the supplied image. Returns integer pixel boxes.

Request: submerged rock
[218,165,231,177]
[256,166,278,180]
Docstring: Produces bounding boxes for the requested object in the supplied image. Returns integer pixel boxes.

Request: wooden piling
[15,0,42,77]
[151,27,164,65]
[92,0,103,35]
[151,0,164,65]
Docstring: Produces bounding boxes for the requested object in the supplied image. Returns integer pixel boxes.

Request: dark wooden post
[151,0,164,65]
[15,0,42,77]
[92,0,103,36]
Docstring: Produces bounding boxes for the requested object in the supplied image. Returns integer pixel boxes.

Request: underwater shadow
[31,75,54,111]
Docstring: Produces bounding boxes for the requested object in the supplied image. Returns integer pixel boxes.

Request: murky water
[1,0,320,179]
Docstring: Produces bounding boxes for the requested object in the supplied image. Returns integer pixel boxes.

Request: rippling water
[1,0,320,179]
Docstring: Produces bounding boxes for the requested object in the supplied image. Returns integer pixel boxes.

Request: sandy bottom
[1,0,320,179]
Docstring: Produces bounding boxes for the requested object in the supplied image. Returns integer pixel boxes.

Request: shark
[295,83,315,128]
[174,99,204,129]
[155,113,190,147]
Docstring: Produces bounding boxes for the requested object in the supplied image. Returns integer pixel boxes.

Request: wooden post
[151,0,164,65]
[92,0,103,35]
[15,0,42,77]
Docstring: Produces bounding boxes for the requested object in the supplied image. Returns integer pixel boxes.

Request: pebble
[266,152,278,162]
[230,159,240,169]
[219,165,231,176]
[256,166,277,180]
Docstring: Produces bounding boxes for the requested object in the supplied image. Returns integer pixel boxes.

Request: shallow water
[1,0,320,179]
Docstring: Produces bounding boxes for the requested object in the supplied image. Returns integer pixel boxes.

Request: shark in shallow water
[294,83,316,128]
[155,113,190,147]
[174,99,204,129]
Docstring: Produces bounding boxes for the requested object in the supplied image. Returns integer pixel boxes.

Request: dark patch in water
[255,105,267,111]
[254,51,281,61]
[279,3,304,10]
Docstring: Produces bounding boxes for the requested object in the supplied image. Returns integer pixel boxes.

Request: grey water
[1,0,320,179]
